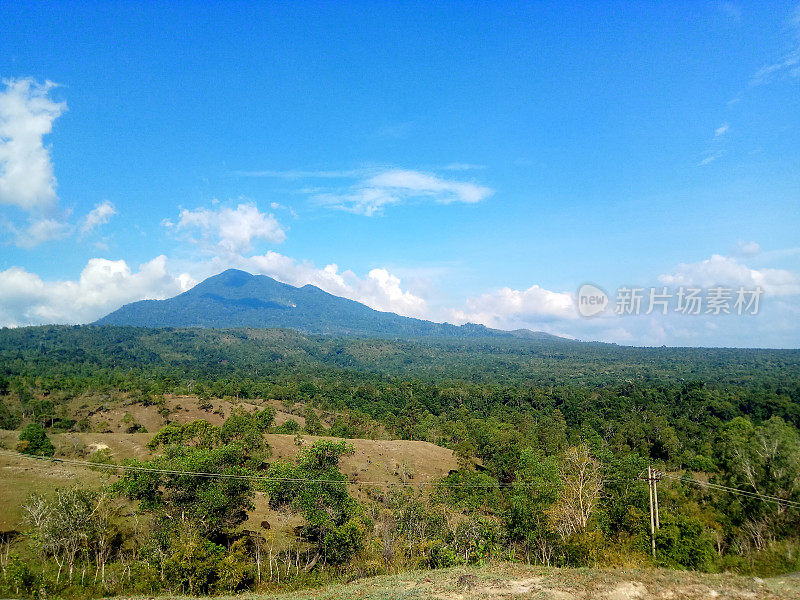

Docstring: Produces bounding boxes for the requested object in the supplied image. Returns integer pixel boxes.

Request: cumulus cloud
[0,256,194,326]
[79,200,116,237]
[208,251,428,318]
[658,254,800,296]
[315,169,493,216]
[0,248,429,327]
[0,78,66,212]
[451,284,577,329]
[175,203,286,253]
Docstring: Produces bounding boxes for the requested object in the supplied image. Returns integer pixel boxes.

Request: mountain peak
[209,268,255,287]
[97,269,561,340]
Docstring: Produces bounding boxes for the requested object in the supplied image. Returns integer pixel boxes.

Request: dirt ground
[0,426,457,532]
[114,563,800,600]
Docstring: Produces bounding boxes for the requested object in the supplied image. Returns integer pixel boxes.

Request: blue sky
[0,1,798,346]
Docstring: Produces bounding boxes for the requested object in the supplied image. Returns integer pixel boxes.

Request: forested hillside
[0,325,798,598]
[95,269,553,339]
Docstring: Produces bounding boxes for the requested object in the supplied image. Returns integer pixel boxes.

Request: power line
[0,450,623,489]
[659,472,800,509]
[4,450,799,508]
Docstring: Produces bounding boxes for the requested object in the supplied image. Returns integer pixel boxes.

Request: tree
[303,406,323,435]
[507,448,562,564]
[17,423,54,456]
[115,420,261,539]
[717,416,800,549]
[264,440,367,566]
[0,399,19,430]
[549,445,603,540]
[22,488,117,584]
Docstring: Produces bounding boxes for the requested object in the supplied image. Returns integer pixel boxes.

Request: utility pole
[647,466,656,557]
[640,466,662,558]
[653,469,660,530]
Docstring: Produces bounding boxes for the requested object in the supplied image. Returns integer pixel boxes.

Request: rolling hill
[96,268,560,339]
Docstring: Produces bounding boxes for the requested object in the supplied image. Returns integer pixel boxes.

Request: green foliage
[215,538,253,592]
[2,324,800,590]
[304,406,323,434]
[506,448,562,563]
[17,422,54,456]
[431,470,500,513]
[0,398,20,429]
[219,407,273,459]
[1,555,36,596]
[273,418,301,434]
[115,420,263,538]
[656,513,717,571]
[159,521,225,595]
[147,419,218,449]
[21,487,120,587]
[88,448,115,466]
[264,440,367,564]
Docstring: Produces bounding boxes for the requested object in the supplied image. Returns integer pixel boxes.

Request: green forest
[1,325,799,597]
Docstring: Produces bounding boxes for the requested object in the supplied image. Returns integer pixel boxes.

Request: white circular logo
[577,283,609,317]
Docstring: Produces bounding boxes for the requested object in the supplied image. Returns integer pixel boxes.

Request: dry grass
[108,563,800,600]
[0,424,457,535]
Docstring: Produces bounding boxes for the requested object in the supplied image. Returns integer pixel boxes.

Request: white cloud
[79,200,116,237]
[750,6,800,85]
[699,123,730,166]
[8,217,72,248]
[452,284,577,329]
[734,240,761,256]
[441,163,485,171]
[235,166,493,216]
[0,247,429,327]
[210,251,429,318]
[0,256,193,326]
[175,203,286,253]
[316,169,493,216]
[235,168,364,179]
[659,254,800,296]
[0,78,66,212]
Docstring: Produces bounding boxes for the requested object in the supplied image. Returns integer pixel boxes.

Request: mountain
[96,269,561,339]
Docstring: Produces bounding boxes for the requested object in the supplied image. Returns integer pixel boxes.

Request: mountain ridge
[96,269,563,340]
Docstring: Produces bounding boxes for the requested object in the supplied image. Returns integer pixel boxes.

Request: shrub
[656,513,716,571]
[273,419,301,434]
[17,423,55,456]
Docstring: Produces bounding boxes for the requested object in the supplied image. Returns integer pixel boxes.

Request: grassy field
[0,421,457,531]
[114,563,800,599]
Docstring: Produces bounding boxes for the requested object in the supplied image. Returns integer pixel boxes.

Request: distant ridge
[96,269,562,339]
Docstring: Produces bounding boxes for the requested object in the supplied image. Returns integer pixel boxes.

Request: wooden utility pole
[647,466,656,557]
[653,470,660,530]
[640,467,662,558]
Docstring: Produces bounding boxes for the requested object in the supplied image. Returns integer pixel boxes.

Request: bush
[717,540,800,577]
[656,513,716,571]
[17,423,55,456]
[273,419,301,434]
[323,518,367,564]
[1,555,36,596]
